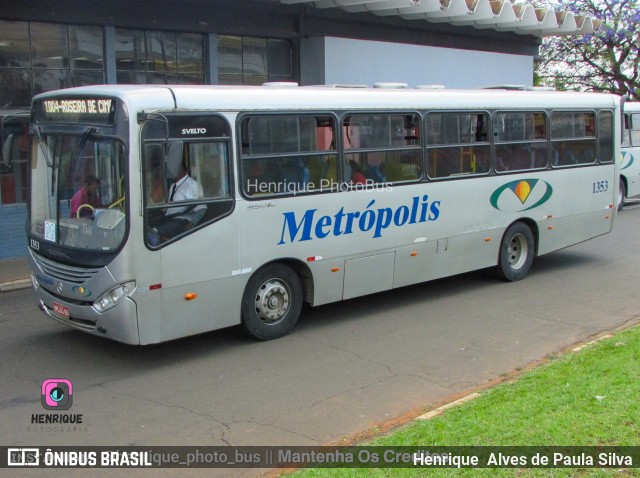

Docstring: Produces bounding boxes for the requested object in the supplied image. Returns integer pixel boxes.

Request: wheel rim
[507,233,529,270]
[254,279,290,325]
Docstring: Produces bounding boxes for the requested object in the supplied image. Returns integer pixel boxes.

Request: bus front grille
[33,254,100,284]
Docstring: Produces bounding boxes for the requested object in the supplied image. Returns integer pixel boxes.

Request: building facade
[0,0,594,259]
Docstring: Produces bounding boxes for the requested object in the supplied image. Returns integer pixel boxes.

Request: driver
[70,175,103,218]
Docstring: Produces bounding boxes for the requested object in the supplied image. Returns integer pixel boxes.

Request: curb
[0,279,31,293]
[413,333,620,423]
[416,392,481,421]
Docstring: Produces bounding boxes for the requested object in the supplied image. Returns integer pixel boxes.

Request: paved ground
[3,201,640,477]
[0,256,30,292]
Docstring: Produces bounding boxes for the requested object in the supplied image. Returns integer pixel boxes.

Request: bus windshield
[29,130,127,253]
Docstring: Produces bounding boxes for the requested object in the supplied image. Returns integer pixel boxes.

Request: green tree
[536,0,639,99]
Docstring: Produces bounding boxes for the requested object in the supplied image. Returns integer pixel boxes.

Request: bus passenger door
[159,211,240,341]
[146,137,239,341]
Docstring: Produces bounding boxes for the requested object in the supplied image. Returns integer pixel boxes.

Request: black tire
[241,263,303,340]
[617,178,626,211]
[496,222,535,282]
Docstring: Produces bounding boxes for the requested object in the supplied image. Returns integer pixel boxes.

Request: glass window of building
[268,39,294,82]
[0,20,104,107]
[68,25,104,87]
[115,29,204,85]
[218,35,242,84]
[114,29,146,83]
[0,21,102,208]
[31,23,104,95]
[146,31,177,84]
[218,35,293,85]
[177,33,205,84]
[0,20,32,108]
[243,37,267,86]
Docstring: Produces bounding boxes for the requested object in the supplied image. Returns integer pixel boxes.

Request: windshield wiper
[33,124,54,169]
[70,127,96,175]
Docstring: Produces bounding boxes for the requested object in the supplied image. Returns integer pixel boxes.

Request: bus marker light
[149,284,162,291]
[410,252,418,257]
[185,293,197,301]
[331,267,341,273]
[307,256,324,262]
[484,237,491,242]
[548,226,553,230]
[232,268,252,276]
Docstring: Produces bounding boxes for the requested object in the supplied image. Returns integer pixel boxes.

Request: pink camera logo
[41,378,73,410]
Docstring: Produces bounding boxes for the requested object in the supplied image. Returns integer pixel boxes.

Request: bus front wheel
[496,222,535,282]
[241,264,303,340]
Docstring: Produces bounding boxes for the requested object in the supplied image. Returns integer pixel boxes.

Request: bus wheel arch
[618,176,627,211]
[279,258,314,305]
[240,260,308,341]
[496,220,537,282]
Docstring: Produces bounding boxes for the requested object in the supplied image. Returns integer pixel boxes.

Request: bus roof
[624,101,640,112]
[33,84,621,114]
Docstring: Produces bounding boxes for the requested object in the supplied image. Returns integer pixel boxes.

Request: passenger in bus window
[280,157,309,192]
[349,160,366,184]
[69,175,102,219]
[365,153,386,183]
[156,162,205,240]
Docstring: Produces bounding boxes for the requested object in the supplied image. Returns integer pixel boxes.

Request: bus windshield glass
[29,131,127,252]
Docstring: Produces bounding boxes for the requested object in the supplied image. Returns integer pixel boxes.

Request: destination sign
[34,97,117,124]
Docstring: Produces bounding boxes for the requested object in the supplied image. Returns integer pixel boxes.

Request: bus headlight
[93,281,136,313]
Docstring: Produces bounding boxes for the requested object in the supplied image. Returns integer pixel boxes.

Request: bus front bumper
[37,288,140,345]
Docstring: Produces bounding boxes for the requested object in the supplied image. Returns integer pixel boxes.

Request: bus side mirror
[1,133,15,167]
[165,140,184,180]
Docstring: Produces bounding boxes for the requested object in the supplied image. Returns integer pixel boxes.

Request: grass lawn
[290,325,640,477]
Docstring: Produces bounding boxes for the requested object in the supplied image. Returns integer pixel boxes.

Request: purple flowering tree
[536,0,639,99]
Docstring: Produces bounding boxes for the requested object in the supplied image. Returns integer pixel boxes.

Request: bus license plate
[52,302,70,318]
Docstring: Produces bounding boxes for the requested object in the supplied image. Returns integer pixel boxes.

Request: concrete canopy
[280,0,602,36]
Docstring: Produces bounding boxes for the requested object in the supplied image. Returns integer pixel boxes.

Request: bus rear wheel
[241,264,303,340]
[496,222,535,282]
[617,178,626,211]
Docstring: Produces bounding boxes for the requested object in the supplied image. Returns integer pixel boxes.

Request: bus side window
[197,143,230,199]
[598,111,614,163]
[145,144,165,204]
[631,114,640,147]
[143,137,233,247]
[240,114,337,196]
[426,112,490,178]
[623,114,631,148]
[494,112,547,173]
[551,112,597,167]
[343,113,421,185]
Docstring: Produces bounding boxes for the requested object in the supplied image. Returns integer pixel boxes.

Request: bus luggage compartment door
[343,252,395,300]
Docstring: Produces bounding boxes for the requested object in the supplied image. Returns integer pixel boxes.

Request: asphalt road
[3,202,640,477]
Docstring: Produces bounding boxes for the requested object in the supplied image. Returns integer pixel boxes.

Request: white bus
[26,84,620,344]
[620,101,640,208]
